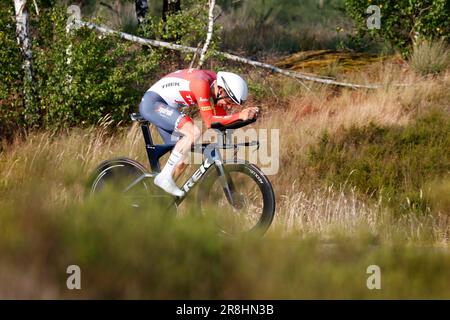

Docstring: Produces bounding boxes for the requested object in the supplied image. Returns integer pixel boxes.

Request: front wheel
[197,160,276,236]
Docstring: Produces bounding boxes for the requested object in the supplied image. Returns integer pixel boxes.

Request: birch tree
[13,0,35,112]
[135,0,148,24]
[197,0,215,68]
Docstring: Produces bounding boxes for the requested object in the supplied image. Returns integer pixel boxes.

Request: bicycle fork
[173,145,241,210]
[207,147,242,210]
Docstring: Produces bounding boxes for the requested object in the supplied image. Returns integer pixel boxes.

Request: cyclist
[139,68,259,197]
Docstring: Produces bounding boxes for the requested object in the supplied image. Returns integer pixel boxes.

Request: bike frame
[131,114,258,206]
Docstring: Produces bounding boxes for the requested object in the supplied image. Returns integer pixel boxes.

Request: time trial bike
[88,113,276,235]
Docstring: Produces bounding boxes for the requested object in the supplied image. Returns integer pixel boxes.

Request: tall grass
[1,182,450,299]
[250,66,450,185]
[308,111,450,213]
[247,64,450,241]
[409,40,450,76]
[275,183,449,244]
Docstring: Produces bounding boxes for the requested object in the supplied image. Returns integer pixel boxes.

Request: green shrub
[308,111,450,214]
[218,0,353,54]
[33,7,161,129]
[409,40,450,76]
[2,185,450,298]
[0,3,25,138]
[1,4,160,132]
[139,0,217,63]
[345,0,450,56]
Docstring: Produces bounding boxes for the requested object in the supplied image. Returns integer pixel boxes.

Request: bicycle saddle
[130,112,146,122]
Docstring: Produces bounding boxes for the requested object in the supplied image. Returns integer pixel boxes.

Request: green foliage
[0,4,161,132]
[308,111,450,214]
[344,0,450,55]
[0,3,25,137]
[217,0,352,54]
[33,7,160,129]
[139,0,218,63]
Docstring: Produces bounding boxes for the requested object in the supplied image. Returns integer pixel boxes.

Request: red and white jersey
[147,68,240,128]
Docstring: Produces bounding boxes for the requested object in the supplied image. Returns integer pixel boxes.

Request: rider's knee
[191,125,201,142]
[181,123,201,143]
[178,118,198,142]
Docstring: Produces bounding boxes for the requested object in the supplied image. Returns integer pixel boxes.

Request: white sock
[159,150,182,178]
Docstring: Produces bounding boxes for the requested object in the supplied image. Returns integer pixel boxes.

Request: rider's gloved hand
[239,107,260,121]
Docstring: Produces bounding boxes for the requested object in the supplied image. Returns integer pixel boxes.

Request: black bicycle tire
[197,160,276,235]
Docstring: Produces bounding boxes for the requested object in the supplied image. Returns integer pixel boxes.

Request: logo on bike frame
[181,156,215,193]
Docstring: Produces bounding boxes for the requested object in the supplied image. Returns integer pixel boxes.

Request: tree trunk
[14,0,34,86]
[197,0,215,68]
[162,0,181,21]
[135,0,148,24]
[13,0,36,121]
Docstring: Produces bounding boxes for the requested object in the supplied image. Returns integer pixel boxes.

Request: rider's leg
[155,126,188,180]
[154,121,200,196]
[172,121,201,181]
[173,162,188,181]
[139,91,193,196]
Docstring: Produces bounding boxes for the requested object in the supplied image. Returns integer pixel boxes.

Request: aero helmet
[216,71,248,105]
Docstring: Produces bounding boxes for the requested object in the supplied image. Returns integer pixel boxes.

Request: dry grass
[276,183,382,236]
[274,183,450,244]
[2,122,448,243]
[242,64,450,242]
[249,66,450,185]
[409,40,450,76]
[0,120,154,207]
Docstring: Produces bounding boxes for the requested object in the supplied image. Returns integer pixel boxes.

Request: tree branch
[74,19,409,89]
[197,0,215,69]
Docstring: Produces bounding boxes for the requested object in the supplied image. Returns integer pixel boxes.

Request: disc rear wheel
[89,158,175,212]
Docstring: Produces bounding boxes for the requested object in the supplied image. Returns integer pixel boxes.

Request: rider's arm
[190,79,241,128]
[212,104,227,116]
